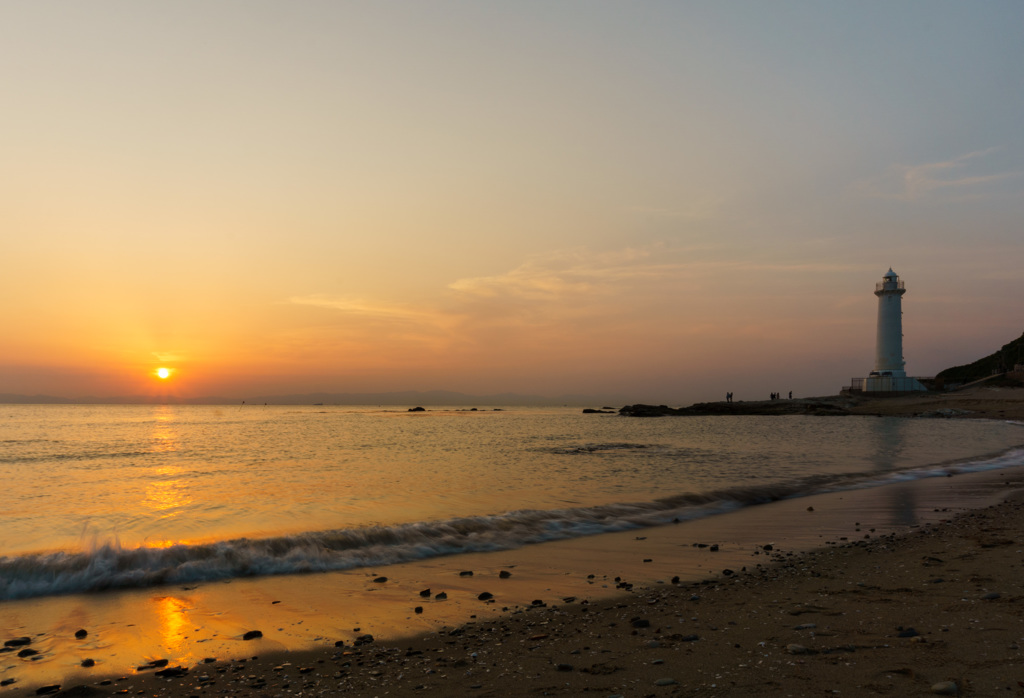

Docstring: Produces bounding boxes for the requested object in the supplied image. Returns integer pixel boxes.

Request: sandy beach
[3,468,1022,696]
[850,385,1024,421]
[3,391,1023,697]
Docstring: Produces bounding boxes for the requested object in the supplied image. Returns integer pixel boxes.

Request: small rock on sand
[931,681,958,695]
[242,630,263,640]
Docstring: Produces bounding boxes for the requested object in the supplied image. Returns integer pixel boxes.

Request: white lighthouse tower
[862,268,927,392]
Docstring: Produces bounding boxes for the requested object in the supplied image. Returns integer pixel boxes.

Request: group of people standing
[726,391,793,403]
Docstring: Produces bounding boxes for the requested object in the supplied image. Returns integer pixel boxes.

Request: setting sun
[156,367,171,380]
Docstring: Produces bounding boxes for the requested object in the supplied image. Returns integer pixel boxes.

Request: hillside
[936,330,1024,383]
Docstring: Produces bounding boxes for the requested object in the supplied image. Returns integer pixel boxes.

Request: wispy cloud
[447,248,684,300]
[855,149,1020,201]
[288,295,457,326]
[151,351,186,363]
[283,249,874,366]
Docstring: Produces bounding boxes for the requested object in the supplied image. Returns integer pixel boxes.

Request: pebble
[981,592,1001,600]
[74,629,88,639]
[654,678,677,686]
[242,630,263,641]
[786,643,811,654]
[931,680,958,695]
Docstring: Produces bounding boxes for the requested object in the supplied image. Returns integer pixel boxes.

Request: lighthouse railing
[875,280,905,292]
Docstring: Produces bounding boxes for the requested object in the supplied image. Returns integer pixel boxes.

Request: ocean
[3,404,1023,604]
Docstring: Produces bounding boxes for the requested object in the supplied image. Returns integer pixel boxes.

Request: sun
[156,367,172,380]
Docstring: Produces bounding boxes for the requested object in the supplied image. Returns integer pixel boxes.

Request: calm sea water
[2,404,1022,601]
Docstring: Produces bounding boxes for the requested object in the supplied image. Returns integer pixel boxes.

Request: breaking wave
[2,445,1022,601]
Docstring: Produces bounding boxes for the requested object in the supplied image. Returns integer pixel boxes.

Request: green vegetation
[937,331,1024,384]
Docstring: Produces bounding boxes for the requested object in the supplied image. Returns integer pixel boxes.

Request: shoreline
[4,463,1024,696]
[617,385,1024,421]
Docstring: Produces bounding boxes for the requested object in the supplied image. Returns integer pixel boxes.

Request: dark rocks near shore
[154,666,189,678]
[619,399,852,417]
[242,630,263,641]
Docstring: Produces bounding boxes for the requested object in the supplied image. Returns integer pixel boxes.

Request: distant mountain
[936,330,1024,383]
[0,390,617,407]
[0,393,75,404]
[238,390,606,406]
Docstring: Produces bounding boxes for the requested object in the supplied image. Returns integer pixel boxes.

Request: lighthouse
[862,269,927,393]
[874,269,906,376]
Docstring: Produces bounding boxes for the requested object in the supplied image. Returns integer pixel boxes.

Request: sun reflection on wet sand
[153,595,194,665]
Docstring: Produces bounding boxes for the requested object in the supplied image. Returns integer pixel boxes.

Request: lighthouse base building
[848,269,928,394]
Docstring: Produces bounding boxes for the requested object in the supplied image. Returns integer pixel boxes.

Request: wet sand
[4,458,1024,697]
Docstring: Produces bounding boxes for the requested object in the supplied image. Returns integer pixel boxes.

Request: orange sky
[2,3,1022,403]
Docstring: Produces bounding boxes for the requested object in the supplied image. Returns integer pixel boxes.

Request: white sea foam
[2,405,1022,600]
[4,446,1023,601]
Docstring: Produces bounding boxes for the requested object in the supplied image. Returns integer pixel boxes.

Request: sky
[2,1,1022,404]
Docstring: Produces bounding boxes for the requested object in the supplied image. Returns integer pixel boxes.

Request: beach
[4,465,1023,696]
[2,393,1023,696]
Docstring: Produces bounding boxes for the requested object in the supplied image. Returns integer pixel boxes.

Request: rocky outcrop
[619,399,852,417]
